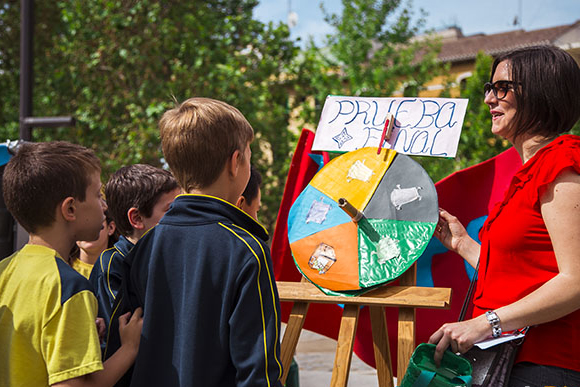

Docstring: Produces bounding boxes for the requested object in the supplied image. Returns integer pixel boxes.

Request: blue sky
[254,0,580,46]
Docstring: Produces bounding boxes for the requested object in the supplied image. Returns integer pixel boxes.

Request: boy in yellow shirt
[0,141,142,387]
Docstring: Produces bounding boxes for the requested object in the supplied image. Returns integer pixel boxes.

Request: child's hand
[95,317,106,343]
[118,307,143,355]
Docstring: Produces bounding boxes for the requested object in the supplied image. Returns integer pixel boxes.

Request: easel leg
[280,301,309,384]
[397,264,417,381]
[330,304,360,387]
[369,306,394,387]
[397,307,415,381]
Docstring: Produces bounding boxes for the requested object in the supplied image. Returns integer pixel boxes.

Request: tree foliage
[0,0,301,232]
[3,0,564,232]
[290,0,456,183]
[0,0,450,233]
[293,0,446,126]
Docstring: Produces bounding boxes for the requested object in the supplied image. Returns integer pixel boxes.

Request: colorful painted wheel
[288,147,438,294]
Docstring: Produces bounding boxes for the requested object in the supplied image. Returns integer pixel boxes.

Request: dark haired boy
[122,98,282,386]
[0,141,142,387]
[235,164,262,221]
[89,164,179,332]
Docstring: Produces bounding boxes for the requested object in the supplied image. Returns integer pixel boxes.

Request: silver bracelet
[485,310,502,338]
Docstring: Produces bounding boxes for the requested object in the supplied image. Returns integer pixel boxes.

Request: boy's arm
[51,308,143,387]
[229,244,283,387]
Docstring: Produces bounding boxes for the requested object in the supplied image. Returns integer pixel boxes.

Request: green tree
[293,0,446,126]
[0,0,302,233]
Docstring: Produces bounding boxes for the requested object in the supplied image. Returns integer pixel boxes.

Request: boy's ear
[107,220,117,236]
[60,197,77,222]
[127,207,145,230]
[227,149,242,178]
[235,195,245,209]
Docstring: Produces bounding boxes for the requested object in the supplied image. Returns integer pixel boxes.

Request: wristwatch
[485,310,502,338]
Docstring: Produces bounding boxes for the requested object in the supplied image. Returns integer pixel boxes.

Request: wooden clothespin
[377,112,394,155]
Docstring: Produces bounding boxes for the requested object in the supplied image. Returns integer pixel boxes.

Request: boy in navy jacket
[123,98,283,386]
[89,164,179,336]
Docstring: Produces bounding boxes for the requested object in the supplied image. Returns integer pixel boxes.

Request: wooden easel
[278,265,452,387]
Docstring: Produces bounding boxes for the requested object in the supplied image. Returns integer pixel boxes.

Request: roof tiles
[439,21,580,62]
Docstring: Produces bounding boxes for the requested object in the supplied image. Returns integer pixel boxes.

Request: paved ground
[287,326,385,387]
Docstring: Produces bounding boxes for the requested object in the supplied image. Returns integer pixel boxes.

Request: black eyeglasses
[483,80,516,100]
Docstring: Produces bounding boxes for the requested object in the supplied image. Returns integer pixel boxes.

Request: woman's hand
[434,209,480,268]
[434,209,467,251]
[428,314,491,366]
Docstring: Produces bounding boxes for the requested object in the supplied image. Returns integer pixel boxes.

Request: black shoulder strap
[458,260,479,322]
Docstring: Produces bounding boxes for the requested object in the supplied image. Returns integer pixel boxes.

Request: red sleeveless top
[473,135,580,372]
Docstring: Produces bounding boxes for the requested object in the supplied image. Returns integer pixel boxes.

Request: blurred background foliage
[2,0,575,233]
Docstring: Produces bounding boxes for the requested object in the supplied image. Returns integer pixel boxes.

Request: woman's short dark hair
[490,45,580,139]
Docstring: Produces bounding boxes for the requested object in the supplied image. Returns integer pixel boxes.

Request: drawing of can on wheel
[390,184,423,210]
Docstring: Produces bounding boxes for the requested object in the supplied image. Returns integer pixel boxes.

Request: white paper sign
[312,95,468,158]
[474,329,527,350]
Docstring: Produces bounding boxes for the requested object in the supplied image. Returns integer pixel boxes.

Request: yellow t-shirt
[0,244,103,386]
[71,258,94,280]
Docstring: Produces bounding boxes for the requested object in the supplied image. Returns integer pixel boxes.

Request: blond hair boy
[121,98,283,386]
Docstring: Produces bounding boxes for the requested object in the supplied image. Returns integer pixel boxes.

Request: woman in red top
[429,45,580,387]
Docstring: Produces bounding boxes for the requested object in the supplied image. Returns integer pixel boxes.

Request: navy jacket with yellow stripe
[123,194,283,387]
[89,235,134,331]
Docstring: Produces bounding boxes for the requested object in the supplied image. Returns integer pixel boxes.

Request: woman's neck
[514,134,556,164]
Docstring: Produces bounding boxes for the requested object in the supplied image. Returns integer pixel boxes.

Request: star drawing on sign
[333,128,353,149]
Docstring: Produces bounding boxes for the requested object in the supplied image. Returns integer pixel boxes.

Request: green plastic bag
[399,343,472,387]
